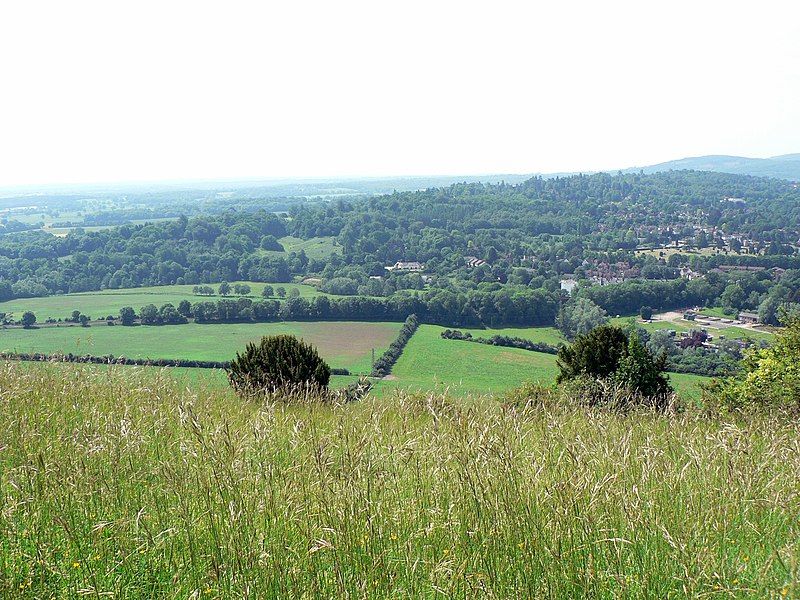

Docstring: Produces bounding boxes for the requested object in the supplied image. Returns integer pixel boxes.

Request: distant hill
[628,153,800,181]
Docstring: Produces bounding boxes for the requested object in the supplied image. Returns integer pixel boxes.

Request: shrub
[20,311,36,329]
[441,329,560,355]
[556,325,629,383]
[706,319,800,413]
[227,334,331,397]
[557,325,673,407]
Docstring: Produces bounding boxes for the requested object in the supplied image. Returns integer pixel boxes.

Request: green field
[378,325,707,399]
[455,325,565,345]
[0,321,401,374]
[0,282,328,321]
[698,306,737,319]
[13,361,362,390]
[269,235,340,260]
[1,322,710,400]
[0,365,795,597]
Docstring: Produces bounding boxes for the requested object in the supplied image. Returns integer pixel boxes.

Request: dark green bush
[228,334,331,396]
[557,325,673,409]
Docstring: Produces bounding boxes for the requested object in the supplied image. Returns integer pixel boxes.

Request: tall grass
[0,363,797,598]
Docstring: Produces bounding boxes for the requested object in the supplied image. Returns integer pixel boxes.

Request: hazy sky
[1,0,799,186]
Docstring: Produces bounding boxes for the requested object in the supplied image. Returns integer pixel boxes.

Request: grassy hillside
[0,282,327,321]
[258,235,340,260]
[0,321,401,374]
[0,364,796,597]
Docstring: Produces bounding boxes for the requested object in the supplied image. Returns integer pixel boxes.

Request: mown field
[0,321,400,375]
[257,235,339,260]
[380,325,707,400]
[0,364,796,597]
[0,282,327,321]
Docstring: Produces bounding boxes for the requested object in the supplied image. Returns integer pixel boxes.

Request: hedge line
[371,314,419,377]
[0,352,350,375]
[440,329,561,355]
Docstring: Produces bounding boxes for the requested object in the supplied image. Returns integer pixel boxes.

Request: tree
[288,287,301,298]
[177,299,192,317]
[233,283,251,297]
[557,325,672,402]
[159,304,187,325]
[140,304,160,325]
[260,235,283,251]
[21,311,36,329]
[721,283,745,312]
[262,285,274,298]
[227,334,331,396]
[640,305,653,321]
[556,325,629,382]
[119,306,136,326]
[276,287,286,298]
[708,318,800,412]
[218,281,231,296]
[556,297,609,340]
[71,310,81,323]
[613,334,671,399]
[78,314,91,327]
[695,230,709,249]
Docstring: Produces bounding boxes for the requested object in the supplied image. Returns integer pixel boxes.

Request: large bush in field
[556,325,629,382]
[557,324,672,407]
[227,334,331,396]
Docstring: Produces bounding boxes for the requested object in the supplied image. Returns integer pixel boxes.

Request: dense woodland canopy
[2,170,800,327]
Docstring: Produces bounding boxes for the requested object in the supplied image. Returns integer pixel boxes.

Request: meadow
[0,364,796,598]
[257,235,340,260]
[0,321,401,374]
[0,320,711,399]
[381,325,707,400]
[0,282,327,321]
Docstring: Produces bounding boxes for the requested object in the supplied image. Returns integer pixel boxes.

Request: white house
[386,261,424,272]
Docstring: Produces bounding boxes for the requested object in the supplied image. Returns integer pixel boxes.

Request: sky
[1,0,799,187]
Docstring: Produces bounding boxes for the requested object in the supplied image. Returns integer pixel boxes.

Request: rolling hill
[628,153,800,181]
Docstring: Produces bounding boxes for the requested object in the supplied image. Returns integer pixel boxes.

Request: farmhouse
[464,256,487,268]
[738,311,760,325]
[560,277,578,294]
[679,266,703,280]
[386,261,424,272]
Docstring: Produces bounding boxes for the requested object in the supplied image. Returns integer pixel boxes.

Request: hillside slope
[629,153,800,180]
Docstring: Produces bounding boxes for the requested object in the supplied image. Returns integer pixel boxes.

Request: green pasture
[0,282,328,321]
[273,235,340,260]
[0,320,401,375]
[377,325,707,399]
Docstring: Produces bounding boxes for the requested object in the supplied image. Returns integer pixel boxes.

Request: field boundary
[0,351,351,375]
[440,329,561,354]
[371,314,419,377]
